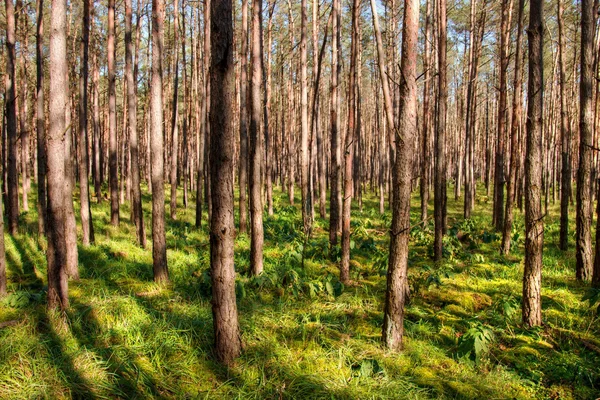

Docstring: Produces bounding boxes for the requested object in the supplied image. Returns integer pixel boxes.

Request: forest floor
[0,183,599,399]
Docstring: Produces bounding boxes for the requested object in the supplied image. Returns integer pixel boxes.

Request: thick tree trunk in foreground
[108,0,120,226]
[79,0,95,246]
[209,0,242,365]
[126,0,146,247]
[151,0,168,283]
[381,0,418,351]
[47,0,69,310]
[249,0,264,275]
[522,0,544,327]
[576,0,595,281]
[5,0,19,235]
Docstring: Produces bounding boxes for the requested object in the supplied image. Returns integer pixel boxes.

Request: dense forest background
[0,0,599,398]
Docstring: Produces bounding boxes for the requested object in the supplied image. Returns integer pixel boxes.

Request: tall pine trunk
[151,0,168,283]
[79,0,95,246]
[522,0,544,327]
[209,0,242,365]
[126,0,146,247]
[381,0,419,351]
[46,0,69,309]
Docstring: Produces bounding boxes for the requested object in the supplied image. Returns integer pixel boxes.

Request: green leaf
[325,281,334,297]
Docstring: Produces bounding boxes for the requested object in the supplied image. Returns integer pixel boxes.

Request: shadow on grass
[34,309,97,399]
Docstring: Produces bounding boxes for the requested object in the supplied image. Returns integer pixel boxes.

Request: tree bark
[420,0,432,225]
[209,0,242,365]
[576,0,595,281]
[108,0,120,225]
[238,0,249,234]
[46,0,69,310]
[522,0,544,327]
[300,0,311,240]
[329,0,342,247]
[151,0,168,283]
[35,0,46,236]
[4,0,19,235]
[382,0,418,351]
[341,0,360,284]
[170,0,180,220]
[249,0,264,275]
[126,0,146,247]
[493,0,512,231]
[434,0,448,261]
[501,0,524,254]
[79,0,95,246]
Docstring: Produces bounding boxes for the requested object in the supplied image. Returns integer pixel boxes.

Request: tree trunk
[46,0,69,310]
[126,0,146,247]
[35,0,46,236]
[209,0,242,365]
[238,0,249,234]
[249,0,264,275]
[300,0,311,240]
[341,0,360,284]
[381,0,418,351]
[170,0,180,220]
[329,0,341,247]
[151,0,168,283]
[79,0,95,246]
[501,0,524,254]
[434,0,448,262]
[522,0,544,327]
[420,0,432,225]
[558,0,571,251]
[4,0,19,234]
[576,0,595,281]
[108,0,120,225]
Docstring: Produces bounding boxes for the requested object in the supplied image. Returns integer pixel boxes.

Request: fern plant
[457,321,495,362]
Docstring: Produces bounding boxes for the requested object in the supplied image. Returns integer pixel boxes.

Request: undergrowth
[0,183,598,399]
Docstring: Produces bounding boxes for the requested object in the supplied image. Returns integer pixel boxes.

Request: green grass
[0,182,598,399]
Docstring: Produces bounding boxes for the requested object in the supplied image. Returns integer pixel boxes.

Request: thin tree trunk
[35,0,46,236]
[4,0,19,234]
[126,0,146,247]
[341,0,359,284]
[501,0,524,254]
[522,0,544,327]
[329,0,342,247]
[420,0,432,225]
[170,0,180,220]
[249,0,264,275]
[151,0,168,283]
[238,0,249,234]
[108,0,119,225]
[79,0,95,246]
[300,0,311,240]
[434,0,448,261]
